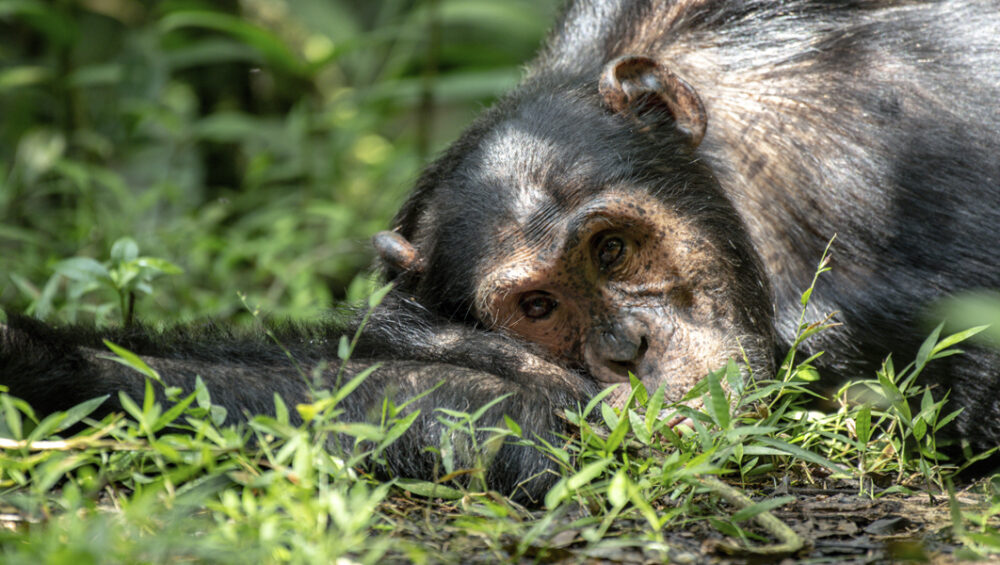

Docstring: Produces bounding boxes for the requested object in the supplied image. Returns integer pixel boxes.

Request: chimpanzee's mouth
[599,336,649,384]
[604,361,635,382]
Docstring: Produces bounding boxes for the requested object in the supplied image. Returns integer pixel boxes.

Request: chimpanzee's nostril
[602,330,616,346]
[637,336,649,359]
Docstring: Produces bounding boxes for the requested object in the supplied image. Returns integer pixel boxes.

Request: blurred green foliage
[0,0,561,325]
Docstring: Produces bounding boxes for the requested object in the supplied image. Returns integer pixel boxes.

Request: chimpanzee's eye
[594,235,626,271]
[519,291,558,319]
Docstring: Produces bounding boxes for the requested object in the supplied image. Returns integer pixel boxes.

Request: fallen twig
[697,476,806,556]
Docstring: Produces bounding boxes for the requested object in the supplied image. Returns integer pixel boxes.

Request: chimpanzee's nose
[586,318,651,383]
[600,326,645,363]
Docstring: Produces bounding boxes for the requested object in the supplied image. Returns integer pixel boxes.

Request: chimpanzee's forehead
[428,91,675,272]
[458,95,636,225]
[476,122,597,222]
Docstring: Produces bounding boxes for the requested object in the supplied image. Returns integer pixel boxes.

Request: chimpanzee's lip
[594,372,630,385]
[600,360,638,384]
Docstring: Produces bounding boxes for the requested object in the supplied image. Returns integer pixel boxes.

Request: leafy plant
[20,237,183,326]
[0,0,562,324]
[0,286,410,564]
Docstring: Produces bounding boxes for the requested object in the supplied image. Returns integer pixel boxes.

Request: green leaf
[725,359,745,397]
[604,407,631,453]
[435,1,551,38]
[645,384,665,433]
[705,367,730,430]
[194,376,212,408]
[377,410,420,451]
[627,372,648,406]
[273,393,289,425]
[327,422,384,441]
[160,11,307,76]
[165,39,264,69]
[331,363,379,405]
[934,408,964,432]
[468,392,512,422]
[912,415,927,441]
[503,414,522,437]
[67,63,122,88]
[300,364,378,420]
[876,368,910,421]
[337,335,350,360]
[681,376,709,402]
[298,385,344,422]
[110,237,139,264]
[724,425,780,440]
[740,445,793,457]
[101,340,163,384]
[931,325,989,359]
[192,112,265,142]
[600,402,619,430]
[51,396,109,434]
[731,495,796,523]
[856,404,872,445]
[2,394,23,439]
[142,377,156,416]
[438,426,455,475]
[947,480,965,538]
[608,470,629,508]
[914,323,944,370]
[628,409,650,445]
[395,479,464,500]
[756,437,847,474]
[153,391,197,431]
[583,384,620,419]
[209,404,227,427]
[54,257,110,283]
[545,459,611,508]
[110,263,139,290]
[35,454,90,493]
[367,283,393,309]
[0,65,51,90]
[134,257,184,275]
[118,391,143,423]
[920,389,935,415]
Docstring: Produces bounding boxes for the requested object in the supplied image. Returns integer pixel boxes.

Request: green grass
[3,1,1000,562]
[0,0,562,324]
[3,255,1000,563]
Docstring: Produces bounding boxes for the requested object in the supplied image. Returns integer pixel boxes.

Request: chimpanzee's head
[376,56,775,403]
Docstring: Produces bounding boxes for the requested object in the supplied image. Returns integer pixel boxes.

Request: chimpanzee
[3,0,1000,502]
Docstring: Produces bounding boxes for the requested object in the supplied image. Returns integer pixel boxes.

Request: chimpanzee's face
[385,58,775,404]
[465,139,776,405]
[476,182,758,403]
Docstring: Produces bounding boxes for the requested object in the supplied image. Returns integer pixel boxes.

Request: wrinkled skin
[473,186,770,406]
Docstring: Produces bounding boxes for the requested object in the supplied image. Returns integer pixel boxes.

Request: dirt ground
[381,478,994,564]
[1,477,991,563]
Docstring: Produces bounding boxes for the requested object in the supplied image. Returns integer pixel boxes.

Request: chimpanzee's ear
[373,230,425,275]
[599,55,707,147]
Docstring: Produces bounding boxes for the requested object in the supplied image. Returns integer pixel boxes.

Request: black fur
[393,0,1000,445]
[2,297,597,501]
[4,0,1000,501]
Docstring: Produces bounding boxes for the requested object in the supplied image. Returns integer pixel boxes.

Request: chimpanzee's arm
[0,296,598,502]
[344,359,597,500]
